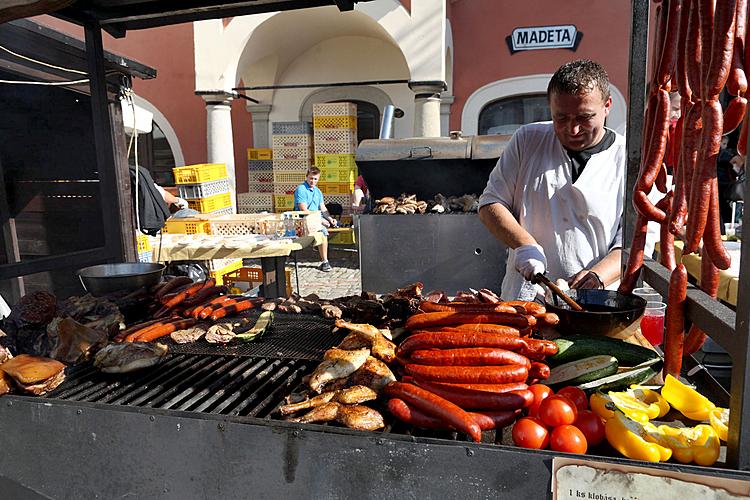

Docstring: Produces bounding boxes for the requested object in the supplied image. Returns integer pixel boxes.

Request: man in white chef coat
[479,60,626,300]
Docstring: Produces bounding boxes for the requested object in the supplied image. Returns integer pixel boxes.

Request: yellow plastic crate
[313,115,357,130]
[273,170,307,185]
[321,166,357,183]
[137,234,152,253]
[163,217,212,234]
[247,148,272,161]
[186,192,232,213]
[209,259,243,286]
[173,163,228,184]
[319,182,355,195]
[274,194,295,212]
[328,228,356,245]
[315,154,357,170]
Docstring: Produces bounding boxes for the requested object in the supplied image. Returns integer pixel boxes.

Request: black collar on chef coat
[565,129,616,183]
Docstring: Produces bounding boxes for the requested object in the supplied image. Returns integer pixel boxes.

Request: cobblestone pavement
[246,245,362,299]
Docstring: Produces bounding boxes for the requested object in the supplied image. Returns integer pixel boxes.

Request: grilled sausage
[723,96,747,133]
[409,348,531,368]
[115,318,164,342]
[703,179,732,270]
[155,276,192,301]
[181,285,227,307]
[656,191,676,271]
[411,378,533,410]
[619,213,650,294]
[528,362,550,381]
[397,331,528,355]
[137,318,198,342]
[209,298,259,321]
[418,301,518,315]
[387,398,518,432]
[419,324,523,336]
[382,382,482,442]
[404,364,529,384]
[405,312,534,330]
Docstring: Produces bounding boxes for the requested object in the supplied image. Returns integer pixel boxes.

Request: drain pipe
[379,105,396,139]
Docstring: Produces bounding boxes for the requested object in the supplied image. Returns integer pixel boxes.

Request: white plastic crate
[248,168,273,184]
[273,182,299,195]
[272,121,313,135]
[313,102,357,117]
[248,181,274,193]
[273,159,313,171]
[178,178,232,199]
[273,170,307,185]
[272,134,312,149]
[248,160,273,171]
[209,206,235,216]
[137,251,153,263]
[238,193,273,213]
[272,146,313,161]
[313,128,358,144]
[314,141,358,155]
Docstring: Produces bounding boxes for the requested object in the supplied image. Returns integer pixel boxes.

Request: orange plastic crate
[224,266,292,296]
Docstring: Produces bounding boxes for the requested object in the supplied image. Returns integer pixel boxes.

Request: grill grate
[165,312,339,360]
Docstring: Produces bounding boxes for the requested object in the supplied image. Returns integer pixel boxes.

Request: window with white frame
[478,94,551,135]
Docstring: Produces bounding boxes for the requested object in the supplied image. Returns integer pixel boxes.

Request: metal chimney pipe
[379,104,395,139]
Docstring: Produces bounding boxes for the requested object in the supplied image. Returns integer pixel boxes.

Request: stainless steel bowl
[77,262,165,296]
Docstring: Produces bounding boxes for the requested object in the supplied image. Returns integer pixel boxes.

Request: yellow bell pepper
[642,423,720,466]
[605,409,672,463]
[661,374,716,421]
[590,391,655,423]
[630,385,670,418]
[709,407,729,442]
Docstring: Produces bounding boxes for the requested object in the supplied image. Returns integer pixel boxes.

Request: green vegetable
[550,335,660,367]
[235,311,274,342]
[577,359,662,393]
[546,355,619,390]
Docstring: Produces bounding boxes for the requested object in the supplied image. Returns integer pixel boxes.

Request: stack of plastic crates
[313,103,358,205]
[238,192,273,213]
[248,148,273,197]
[136,234,153,263]
[173,163,234,215]
[271,121,313,213]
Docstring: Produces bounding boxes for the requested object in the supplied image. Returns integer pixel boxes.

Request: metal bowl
[544,289,647,339]
[77,262,165,296]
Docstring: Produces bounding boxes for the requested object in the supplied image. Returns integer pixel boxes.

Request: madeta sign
[506,25,583,54]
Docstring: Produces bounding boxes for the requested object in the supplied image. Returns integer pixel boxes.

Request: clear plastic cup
[725,223,736,239]
[633,286,662,303]
[640,301,666,347]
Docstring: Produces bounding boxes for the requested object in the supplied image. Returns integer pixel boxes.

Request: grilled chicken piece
[336,332,370,351]
[347,356,396,391]
[334,319,396,363]
[309,348,370,393]
[94,342,168,373]
[279,385,378,415]
[0,354,66,395]
[289,402,385,431]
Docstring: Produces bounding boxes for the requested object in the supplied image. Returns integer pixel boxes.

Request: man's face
[549,89,612,151]
[306,172,320,187]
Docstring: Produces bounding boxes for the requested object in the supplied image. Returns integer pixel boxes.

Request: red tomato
[550,424,588,454]
[538,394,578,427]
[557,386,588,412]
[526,384,553,418]
[573,410,606,446]
[512,417,550,449]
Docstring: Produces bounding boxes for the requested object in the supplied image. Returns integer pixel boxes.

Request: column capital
[196,90,236,105]
[246,103,273,116]
[408,80,448,96]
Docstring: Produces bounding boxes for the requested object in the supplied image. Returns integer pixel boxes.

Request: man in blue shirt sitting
[293,166,338,272]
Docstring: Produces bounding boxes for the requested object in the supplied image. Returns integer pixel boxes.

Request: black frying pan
[544,289,647,339]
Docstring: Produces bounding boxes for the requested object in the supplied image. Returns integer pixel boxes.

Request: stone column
[409,81,447,137]
[440,95,455,136]
[246,103,272,148]
[198,91,236,211]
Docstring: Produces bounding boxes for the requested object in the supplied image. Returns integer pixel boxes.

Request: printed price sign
[552,457,750,500]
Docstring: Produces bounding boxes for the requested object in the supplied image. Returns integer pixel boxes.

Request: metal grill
[165,312,339,360]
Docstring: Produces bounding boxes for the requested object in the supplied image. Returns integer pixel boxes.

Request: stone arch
[460,75,628,136]
[299,86,394,123]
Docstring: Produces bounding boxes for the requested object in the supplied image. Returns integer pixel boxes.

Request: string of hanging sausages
[619,0,748,378]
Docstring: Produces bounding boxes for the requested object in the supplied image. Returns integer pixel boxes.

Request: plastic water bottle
[284,214,296,237]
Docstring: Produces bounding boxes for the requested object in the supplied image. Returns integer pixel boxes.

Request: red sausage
[686,0,703,100]
[656,191,676,271]
[739,111,750,156]
[418,301,518,315]
[199,296,248,319]
[670,102,702,235]
[663,264,688,378]
[702,179,732,270]
[704,0,737,98]
[727,0,748,96]
[655,163,669,194]
[409,348,531,368]
[655,0,682,88]
[723,96,747,133]
[420,324,523,336]
[415,380,529,393]
[397,331,528,355]
[634,189,667,223]
[684,255,720,355]
[387,398,518,432]
[405,311,534,331]
[382,382,482,442]
[115,318,164,342]
[637,89,671,193]
[502,301,546,316]
[675,0,693,99]
[404,364,529,384]
[411,378,533,410]
[619,213,650,294]
[528,362,550,381]
[155,276,192,300]
[520,337,559,357]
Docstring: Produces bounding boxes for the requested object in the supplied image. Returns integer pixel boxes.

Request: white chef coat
[479,122,629,300]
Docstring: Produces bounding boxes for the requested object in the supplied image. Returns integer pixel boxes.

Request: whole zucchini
[550,335,660,367]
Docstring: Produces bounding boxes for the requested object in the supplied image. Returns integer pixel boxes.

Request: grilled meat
[279,385,378,415]
[170,324,209,344]
[309,348,370,393]
[334,319,396,363]
[346,356,396,391]
[93,342,168,373]
[0,370,13,395]
[0,354,65,395]
[48,317,108,365]
[289,402,385,431]
[205,323,235,343]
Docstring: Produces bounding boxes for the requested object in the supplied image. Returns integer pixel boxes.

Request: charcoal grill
[0,312,747,498]
[355,135,511,295]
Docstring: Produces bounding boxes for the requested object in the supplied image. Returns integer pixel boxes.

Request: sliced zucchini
[577,361,663,394]
[236,311,274,342]
[546,355,619,390]
[550,335,660,367]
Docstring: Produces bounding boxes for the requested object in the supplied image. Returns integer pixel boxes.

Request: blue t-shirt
[293,181,324,211]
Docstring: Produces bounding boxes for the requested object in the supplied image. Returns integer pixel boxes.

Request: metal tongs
[533,273,585,311]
